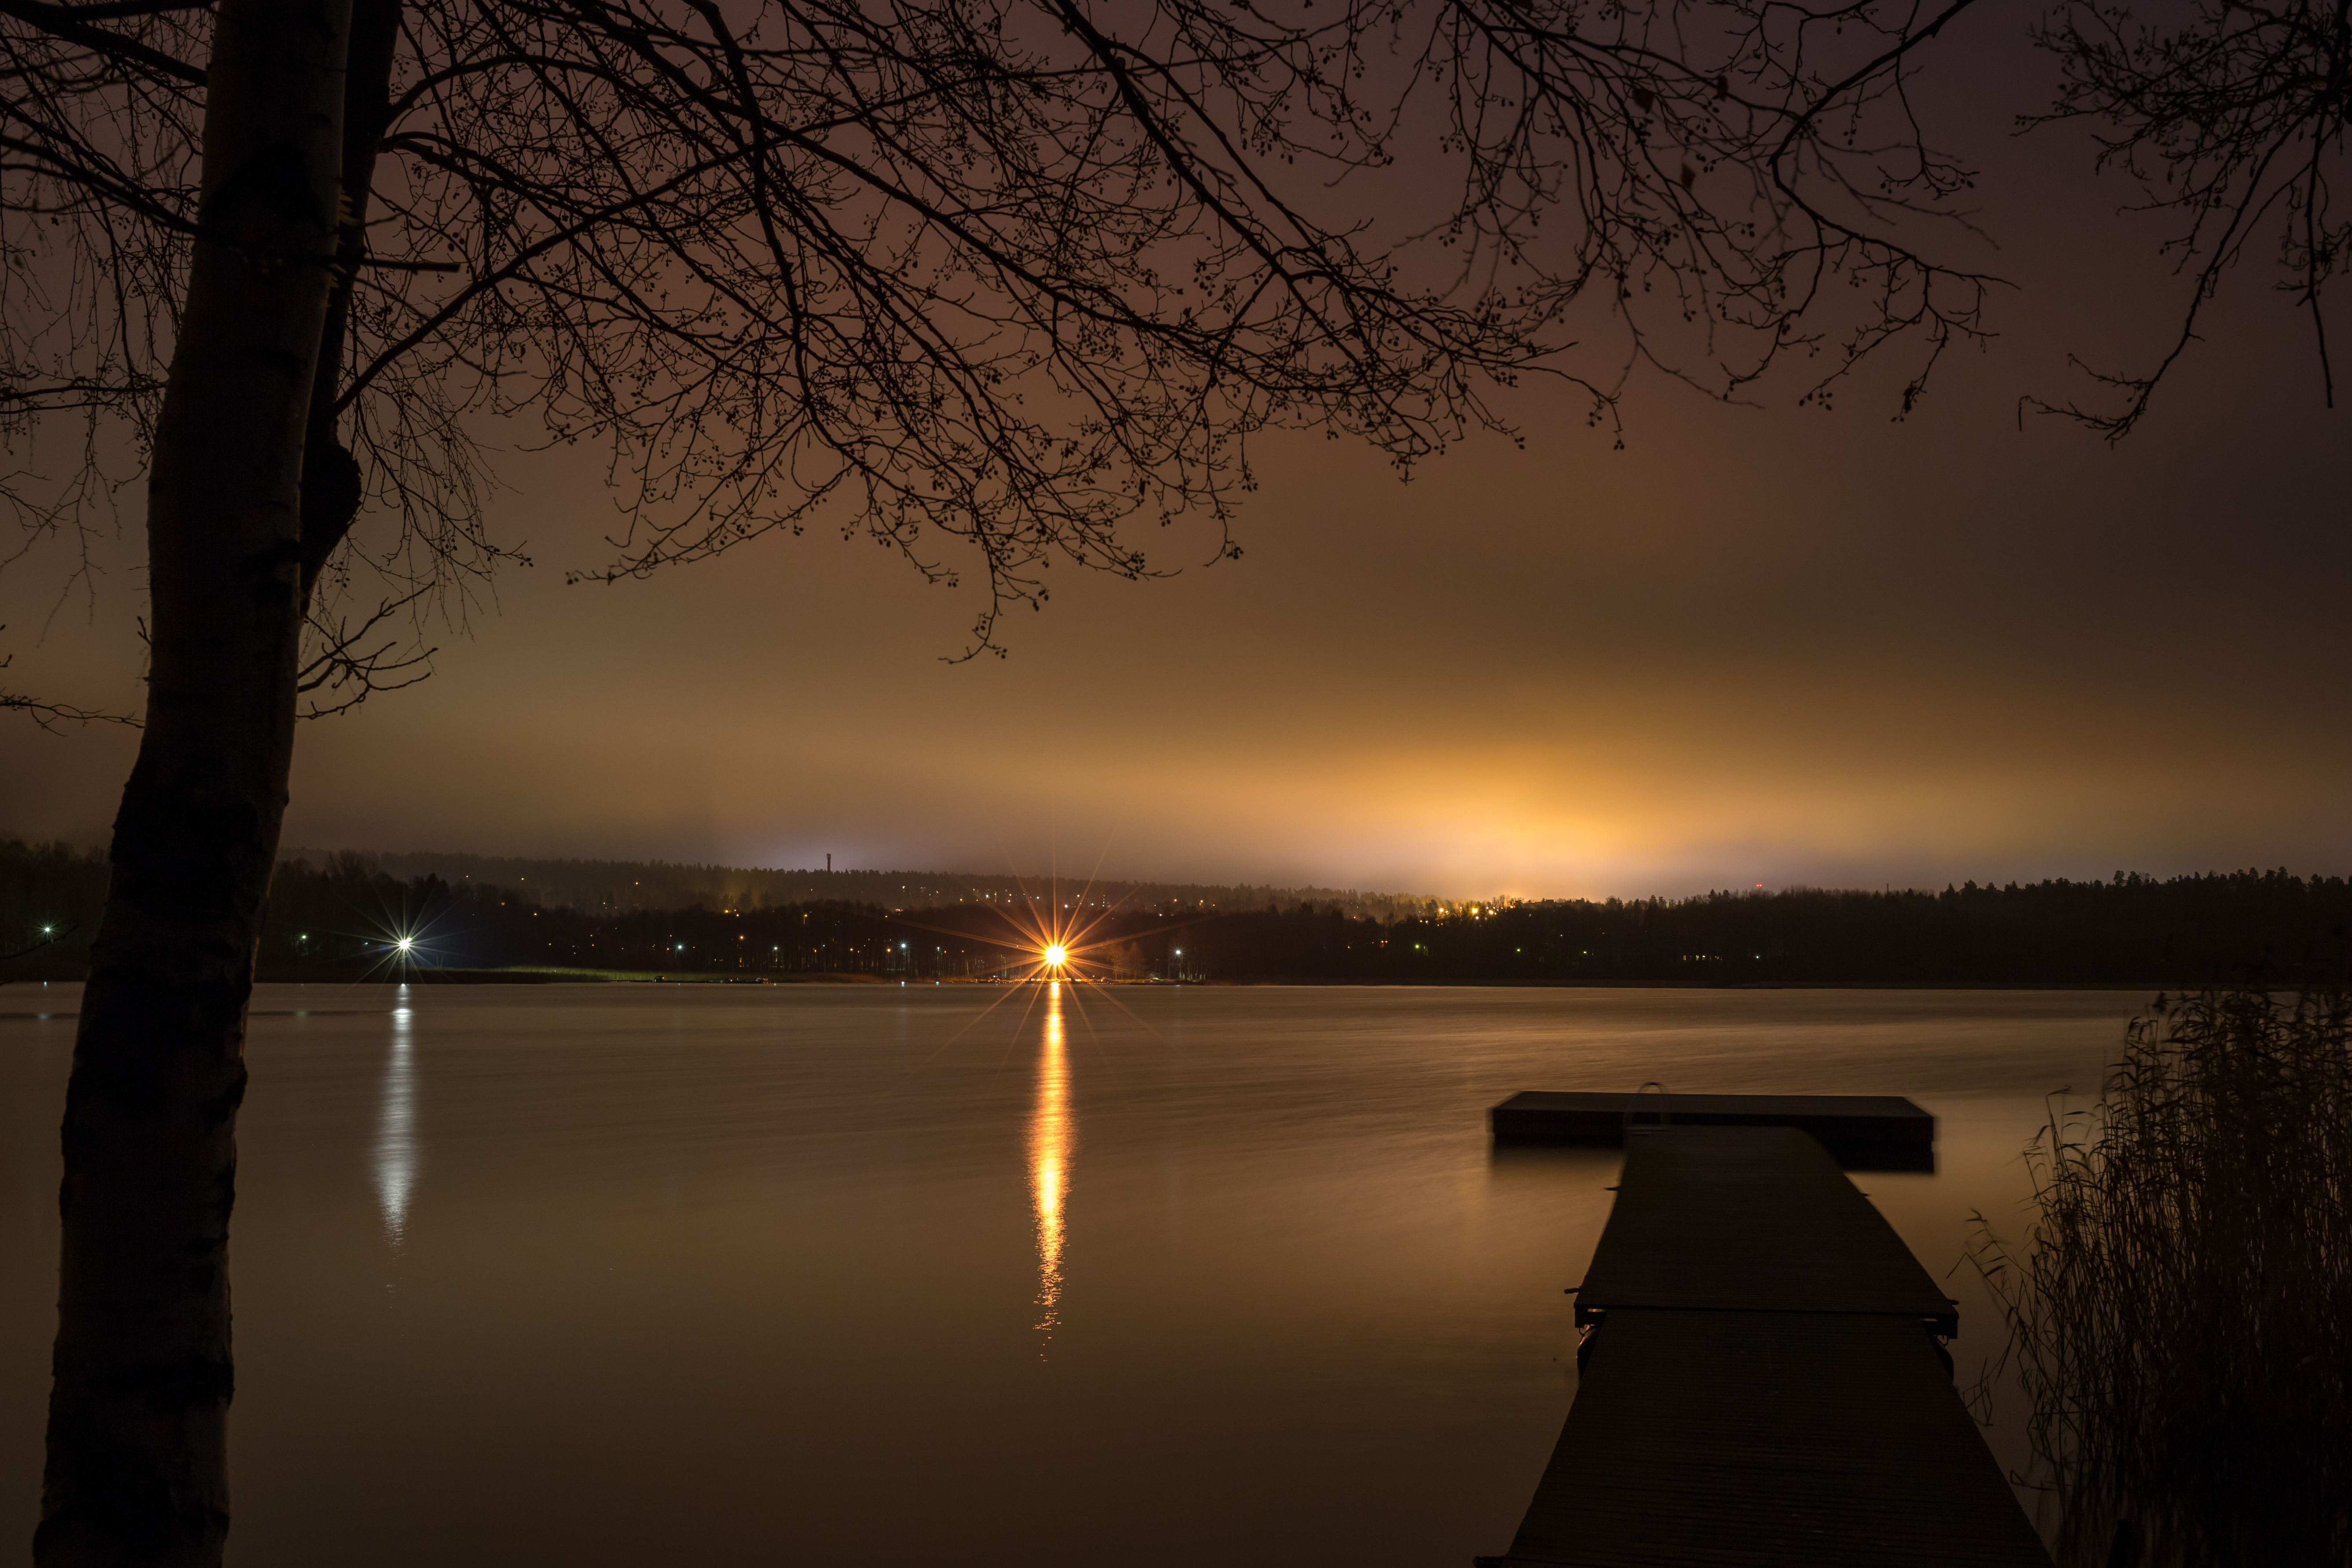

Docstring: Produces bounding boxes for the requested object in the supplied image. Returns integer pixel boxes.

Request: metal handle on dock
[1624,1080,1673,1137]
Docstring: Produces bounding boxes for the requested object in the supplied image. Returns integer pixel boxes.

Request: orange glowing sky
[2,37,2345,899]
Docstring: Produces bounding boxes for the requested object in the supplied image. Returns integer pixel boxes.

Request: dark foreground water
[0,983,2131,1564]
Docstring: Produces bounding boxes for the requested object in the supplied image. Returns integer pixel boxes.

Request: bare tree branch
[296,581,436,717]
[2024,0,2350,437]
[1,636,139,731]
[0,0,207,84]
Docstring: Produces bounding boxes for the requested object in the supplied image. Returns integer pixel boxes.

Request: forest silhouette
[8,844,2342,988]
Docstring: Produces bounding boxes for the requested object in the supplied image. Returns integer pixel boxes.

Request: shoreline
[5,971,2189,992]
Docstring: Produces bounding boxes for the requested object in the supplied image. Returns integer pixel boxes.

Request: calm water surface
[0,983,2133,1564]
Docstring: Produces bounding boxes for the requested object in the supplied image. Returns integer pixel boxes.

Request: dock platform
[1486,1126,2048,1568]
[1490,1090,1935,1170]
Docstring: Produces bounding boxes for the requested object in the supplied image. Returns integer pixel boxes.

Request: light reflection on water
[0,983,2136,1567]
[1028,980,1074,1348]
[374,987,417,1247]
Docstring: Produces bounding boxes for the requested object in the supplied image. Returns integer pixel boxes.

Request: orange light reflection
[1027,980,1073,1351]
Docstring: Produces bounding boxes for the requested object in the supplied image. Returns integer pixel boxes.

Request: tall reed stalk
[1971,987,2350,1568]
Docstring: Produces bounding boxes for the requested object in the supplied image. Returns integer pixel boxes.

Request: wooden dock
[1484,1126,2049,1568]
[1490,1090,1936,1170]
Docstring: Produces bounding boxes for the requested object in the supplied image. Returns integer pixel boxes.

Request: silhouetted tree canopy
[7,0,2338,712]
[0,0,2023,716]
[4,0,2334,717]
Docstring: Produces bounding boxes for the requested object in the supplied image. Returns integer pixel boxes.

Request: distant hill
[276,848,1445,922]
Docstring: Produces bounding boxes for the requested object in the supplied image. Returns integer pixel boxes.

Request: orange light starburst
[944,861,1128,985]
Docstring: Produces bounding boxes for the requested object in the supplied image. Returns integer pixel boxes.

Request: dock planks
[1488,1124,2048,1568]
[1500,1310,2048,1567]
[1575,1127,1958,1334]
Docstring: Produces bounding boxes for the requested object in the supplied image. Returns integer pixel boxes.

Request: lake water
[0,983,2136,1563]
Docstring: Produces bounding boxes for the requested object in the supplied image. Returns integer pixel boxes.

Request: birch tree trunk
[37,6,353,1564]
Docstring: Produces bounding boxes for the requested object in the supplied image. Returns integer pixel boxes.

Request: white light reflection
[1027,980,1075,1352]
[375,985,417,1246]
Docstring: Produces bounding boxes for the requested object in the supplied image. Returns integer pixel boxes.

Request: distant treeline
[4,840,2345,984]
[0,846,988,980]
[278,847,1440,922]
[1157,874,2352,986]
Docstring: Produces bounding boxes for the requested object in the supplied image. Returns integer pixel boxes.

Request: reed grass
[1971,986,2350,1568]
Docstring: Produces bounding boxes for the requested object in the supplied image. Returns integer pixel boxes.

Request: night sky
[2,26,2343,899]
